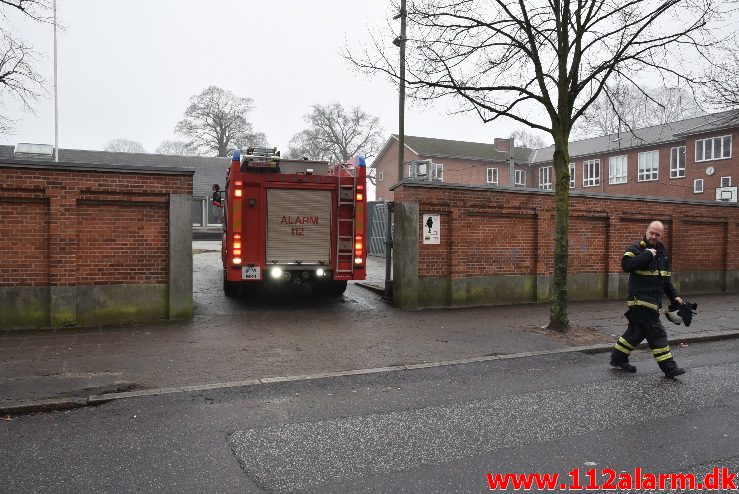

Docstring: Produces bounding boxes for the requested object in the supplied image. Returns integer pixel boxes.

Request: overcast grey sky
[2,0,531,155]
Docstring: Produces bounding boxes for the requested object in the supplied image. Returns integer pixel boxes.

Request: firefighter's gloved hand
[678,301,697,327]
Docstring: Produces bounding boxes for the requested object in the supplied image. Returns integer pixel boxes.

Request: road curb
[3,329,739,416]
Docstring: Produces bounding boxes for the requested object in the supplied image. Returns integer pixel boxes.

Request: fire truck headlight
[316,268,325,277]
[270,267,283,279]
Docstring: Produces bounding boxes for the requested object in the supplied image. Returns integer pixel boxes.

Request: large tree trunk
[547,131,571,332]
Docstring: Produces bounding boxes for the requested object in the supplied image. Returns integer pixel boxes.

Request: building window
[696,135,732,162]
[569,162,575,188]
[514,169,526,186]
[694,179,704,193]
[721,176,732,187]
[609,155,628,184]
[487,167,499,184]
[539,166,553,190]
[583,159,600,187]
[378,171,384,182]
[670,146,686,178]
[431,163,444,181]
[638,150,659,182]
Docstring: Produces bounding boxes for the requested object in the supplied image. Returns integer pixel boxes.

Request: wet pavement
[0,240,737,414]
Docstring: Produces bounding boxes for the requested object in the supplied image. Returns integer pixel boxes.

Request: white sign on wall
[422,214,440,244]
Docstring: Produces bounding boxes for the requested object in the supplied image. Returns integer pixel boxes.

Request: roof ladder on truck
[335,164,357,275]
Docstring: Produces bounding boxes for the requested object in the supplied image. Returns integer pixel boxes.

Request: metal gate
[368,201,392,256]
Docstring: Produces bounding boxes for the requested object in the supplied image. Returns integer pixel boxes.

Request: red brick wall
[77,203,169,284]
[0,201,49,286]
[394,184,739,279]
[0,166,191,287]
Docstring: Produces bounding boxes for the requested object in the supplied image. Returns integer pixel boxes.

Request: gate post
[392,202,419,309]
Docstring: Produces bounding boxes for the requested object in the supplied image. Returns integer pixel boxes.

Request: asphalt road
[2,338,738,493]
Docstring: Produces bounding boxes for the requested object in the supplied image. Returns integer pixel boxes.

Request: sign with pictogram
[422,214,440,244]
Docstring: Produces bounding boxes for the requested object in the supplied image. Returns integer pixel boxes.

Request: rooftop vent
[14,143,54,158]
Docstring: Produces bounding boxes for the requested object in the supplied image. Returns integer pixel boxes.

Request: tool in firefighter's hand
[665,300,697,326]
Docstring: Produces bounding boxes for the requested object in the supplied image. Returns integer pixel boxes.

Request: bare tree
[286,102,384,184]
[707,52,739,110]
[350,0,736,331]
[0,0,50,133]
[175,86,267,157]
[155,140,197,156]
[574,84,705,138]
[104,138,146,153]
[509,129,549,150]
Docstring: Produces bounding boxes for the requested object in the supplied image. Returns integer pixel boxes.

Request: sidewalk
[1,242,737,414]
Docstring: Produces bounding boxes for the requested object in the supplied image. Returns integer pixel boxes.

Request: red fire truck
[217,147,367,296]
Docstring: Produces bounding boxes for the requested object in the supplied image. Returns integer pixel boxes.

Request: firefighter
[610,220,686,378]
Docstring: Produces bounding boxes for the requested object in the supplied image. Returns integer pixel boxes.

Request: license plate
[242,267,261,280]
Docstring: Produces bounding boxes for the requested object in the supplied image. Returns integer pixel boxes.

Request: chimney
[493,138,511,153]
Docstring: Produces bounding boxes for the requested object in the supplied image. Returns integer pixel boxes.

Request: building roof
[530,109,739,164]
[0,145,227,196]
[373,135,534,167]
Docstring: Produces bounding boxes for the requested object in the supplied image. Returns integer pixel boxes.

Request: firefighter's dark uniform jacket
[622,238,678,311]
[612,237,679,372]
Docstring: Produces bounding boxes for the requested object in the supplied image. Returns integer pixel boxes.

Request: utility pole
[394,0,406,184]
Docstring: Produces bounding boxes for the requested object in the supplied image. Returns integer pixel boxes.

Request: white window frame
[638,150,659,182]
[486,167,499,185]
[721,176,732,187]
[514,169,526,186]
[694,178,704,193]
[431,163,444,182]
[568,162,575,188]
[583,159,600,187]
[609,155,628,184]
[695,135,732,162]
[377,171,384,182]
[670,146,686,179]
[539,166,553,190]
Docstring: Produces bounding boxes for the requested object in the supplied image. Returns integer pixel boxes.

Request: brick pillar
[48,187,78,327]
[606,213,622,299]
[535,210,552,302]
[449,207,466,306]
[727,217,739,292]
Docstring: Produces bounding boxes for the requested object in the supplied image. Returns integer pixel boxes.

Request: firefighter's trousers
[611,306,678,372]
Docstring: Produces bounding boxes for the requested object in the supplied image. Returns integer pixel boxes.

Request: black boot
[664,367,686,378]
[610,358,637,373]
[659,358,685,378]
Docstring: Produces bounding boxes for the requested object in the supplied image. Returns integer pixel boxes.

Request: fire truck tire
[315,280,347,296]
[223,271,240,297]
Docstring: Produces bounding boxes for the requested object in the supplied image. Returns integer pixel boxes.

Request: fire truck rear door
[266,189,332,265]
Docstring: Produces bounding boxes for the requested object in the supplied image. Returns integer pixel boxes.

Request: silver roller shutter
[266,188,332,265]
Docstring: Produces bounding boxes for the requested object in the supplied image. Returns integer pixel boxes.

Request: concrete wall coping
[390,180,738,208]
[0,159,195,176]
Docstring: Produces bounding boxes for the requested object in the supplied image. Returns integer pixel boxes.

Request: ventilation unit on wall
[408,159,430,180]
[715,186,738,203]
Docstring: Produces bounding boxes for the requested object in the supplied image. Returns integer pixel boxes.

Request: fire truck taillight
[354,235,364,265]
[232,234,242,265]
[234,180,243,198]
[356,192,364,201]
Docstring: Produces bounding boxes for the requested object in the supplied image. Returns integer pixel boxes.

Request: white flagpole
[53,0,59,162]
